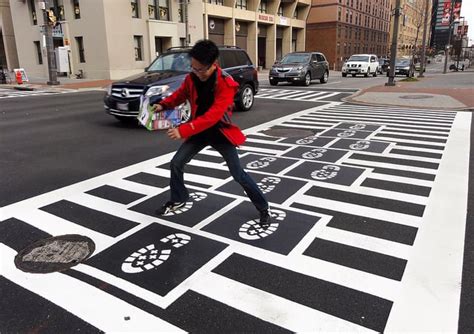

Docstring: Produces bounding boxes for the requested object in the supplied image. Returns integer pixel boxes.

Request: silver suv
[269,52,329,86]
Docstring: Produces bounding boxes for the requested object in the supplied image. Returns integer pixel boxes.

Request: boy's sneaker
[259,209,272,226]
[157,201,186,215]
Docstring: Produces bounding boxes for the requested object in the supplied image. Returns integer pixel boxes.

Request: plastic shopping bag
[137,95,183,131]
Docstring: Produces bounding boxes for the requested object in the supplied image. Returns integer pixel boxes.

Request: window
[53,0,65,21]
[134,36,143,61]
[34,41,42,64]
[293,7,298,18]
[259,0,267,13]
[28,0,37,25]
[75,36,85,63]
[149,0,169,20]
[131,0,139,18]
[235,0,247,9]
[209,0,224,4]
[338,7,341,21]
[278,5,283,16]
[72,0,80,19]
[155,37,164,56]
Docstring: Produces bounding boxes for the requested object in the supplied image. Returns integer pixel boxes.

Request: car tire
[320,71,328,84]
[342,73,347,77]
[236,84,254,112]
[364,69,369,77]
[302,72,311,86]
[373,70,377,77]
[269,79,278,86]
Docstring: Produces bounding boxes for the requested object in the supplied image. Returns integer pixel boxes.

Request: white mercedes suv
[342,54,379,77]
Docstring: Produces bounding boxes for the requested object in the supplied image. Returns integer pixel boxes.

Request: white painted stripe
[277,90,322,99]
[308,92,340,101]
[0,245,184,333]
[193,272,377,333]
[237,145,284,155]
[108,178,162,196]
[371,135,446,147]
[344,158,440,174]
[384,112,470,332]
[366,172,434,187]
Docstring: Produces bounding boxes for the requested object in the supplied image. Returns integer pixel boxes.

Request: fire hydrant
[15,71,23,85]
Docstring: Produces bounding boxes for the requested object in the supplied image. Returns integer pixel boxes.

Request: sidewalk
[344,67,474,111]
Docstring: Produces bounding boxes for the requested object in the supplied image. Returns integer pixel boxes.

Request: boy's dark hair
[189,40,219,65]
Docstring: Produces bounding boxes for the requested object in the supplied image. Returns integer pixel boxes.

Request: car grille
[349,64,361,68]
[111,86,144,100]
[276,68,291,73]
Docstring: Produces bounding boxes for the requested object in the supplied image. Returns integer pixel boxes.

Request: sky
[460,0,474,44]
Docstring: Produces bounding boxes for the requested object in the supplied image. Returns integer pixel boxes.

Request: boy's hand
[152,104,163,113]
[167,128,181,140]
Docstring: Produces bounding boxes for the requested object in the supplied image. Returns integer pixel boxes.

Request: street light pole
[386,0,402,86]
[42,0,60,85]
[443,0,455,74]
[418,0,430,77]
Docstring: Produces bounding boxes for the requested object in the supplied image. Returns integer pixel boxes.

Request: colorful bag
[137,95,183,131]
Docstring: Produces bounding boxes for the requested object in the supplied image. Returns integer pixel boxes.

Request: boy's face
[191,58,217,81]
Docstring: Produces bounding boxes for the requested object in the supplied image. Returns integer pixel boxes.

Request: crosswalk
[256,88,353,102]
[0,87,78,99]
[0,102,469,332]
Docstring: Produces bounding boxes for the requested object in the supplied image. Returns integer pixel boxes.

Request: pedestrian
[152,39,271,225]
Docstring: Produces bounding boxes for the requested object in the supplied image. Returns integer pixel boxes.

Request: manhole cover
[15,235,95,273]
[400,95,434,100]
[263,128,315,138]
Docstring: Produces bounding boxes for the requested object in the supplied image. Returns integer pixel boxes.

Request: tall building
[0,0,19,71]
[430,0,462,51]
[388,0,432,58]
[305,0,391,70]
[3,0,310,80]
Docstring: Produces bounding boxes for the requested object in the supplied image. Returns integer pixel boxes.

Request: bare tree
[410,0,427,74]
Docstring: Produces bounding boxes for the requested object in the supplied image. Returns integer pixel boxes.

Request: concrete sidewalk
[344,68,474,111]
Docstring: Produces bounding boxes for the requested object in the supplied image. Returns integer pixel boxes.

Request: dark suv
[104,46,259,122]
[269,52,329,86]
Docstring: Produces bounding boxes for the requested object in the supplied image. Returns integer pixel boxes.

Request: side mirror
[144,66,149,71]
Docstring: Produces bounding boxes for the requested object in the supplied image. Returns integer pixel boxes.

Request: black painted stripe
[305,186,425,216]
[389,148,443,159]
[124,172,170,188]
[213,253,393,332]
[86,185,146,205]
[245,134,281,142]
[375,133,447,143]
[349,153,439,170]
[40,200,138,237]
[0,276,101,333]
[0,218,51,252]
[304,238,407,281]
[64,269,290,333]
[159,163,230,179]
[239,140,289,151]
[291,202,418,245]
[361,178,432,197]
[343,162,436,181]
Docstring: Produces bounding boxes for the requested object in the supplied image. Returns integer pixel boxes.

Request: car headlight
[403,66,410,70]
[295,66,304,71]
[145,85,169,97]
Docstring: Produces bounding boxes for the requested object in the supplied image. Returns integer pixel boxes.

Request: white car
[342,54,379,77]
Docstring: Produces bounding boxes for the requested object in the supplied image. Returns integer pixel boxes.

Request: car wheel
[269,79,278,86]
[342,73,347,77]
[236,84,254,111]
[320,71,329,84]
[364,69,369,77]
[373,70,377,77]
[302,72,311,86]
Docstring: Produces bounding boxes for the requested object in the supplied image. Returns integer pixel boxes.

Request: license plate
[117,102,129,111]
[278,73,285,78]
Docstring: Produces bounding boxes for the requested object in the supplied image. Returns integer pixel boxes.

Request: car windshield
[148,52,191,72]
[396,59,410,66]
[348,55,370,62]
[280,54,310,64]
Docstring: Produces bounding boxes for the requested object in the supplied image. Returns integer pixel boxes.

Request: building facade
[429,0,462,51]
[305,0,391,71]
[4,0,309,80]
[0,0,19,71]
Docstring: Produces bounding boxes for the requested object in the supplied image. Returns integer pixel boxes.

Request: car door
[310,54,320,78]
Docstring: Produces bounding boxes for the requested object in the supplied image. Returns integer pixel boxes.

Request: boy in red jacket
[153,40,271,225]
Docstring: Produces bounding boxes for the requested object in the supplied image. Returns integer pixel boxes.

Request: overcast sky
[459,0,473,43]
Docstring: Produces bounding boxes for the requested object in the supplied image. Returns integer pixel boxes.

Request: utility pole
[42,0,60,85]
[386,0,402,86]
[443,0,455,74]
[418,0,430,77]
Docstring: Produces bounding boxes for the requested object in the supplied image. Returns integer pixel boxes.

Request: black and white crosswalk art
[1,102,470,332]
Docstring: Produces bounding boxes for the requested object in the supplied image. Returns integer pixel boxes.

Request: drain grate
[263,128,316,138]
[399,95,434,100]
[15,235,95,273]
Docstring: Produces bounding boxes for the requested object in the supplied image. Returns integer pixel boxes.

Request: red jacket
[159,66,246,146]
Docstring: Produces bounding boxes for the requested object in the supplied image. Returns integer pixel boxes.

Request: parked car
[386,58,414,77]
[104,46,259,122]
[379,57,390,73]
[341,54,379,77]
[268,52,329,86]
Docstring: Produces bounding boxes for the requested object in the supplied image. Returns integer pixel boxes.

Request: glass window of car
[349,55,369,62]
[370,56,376,62]
[280,53,310,64]
[395,59,410,66]
[148,52,191,71]
[311,54,318,62]
[220,50,240,68]
[234,50,252,66]
[316,54,325,62]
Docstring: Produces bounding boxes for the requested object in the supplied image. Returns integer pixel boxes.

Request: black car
[379,57,390,73]
[269,52,329,86]
[386,58,414,77]
[104,46,259,122]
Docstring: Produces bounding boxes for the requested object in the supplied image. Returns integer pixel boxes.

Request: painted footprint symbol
[246,157,277,170]
[121,233,191,273]
[257,176,281,194]
[162,192,207,216]
[239,209,286,240]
